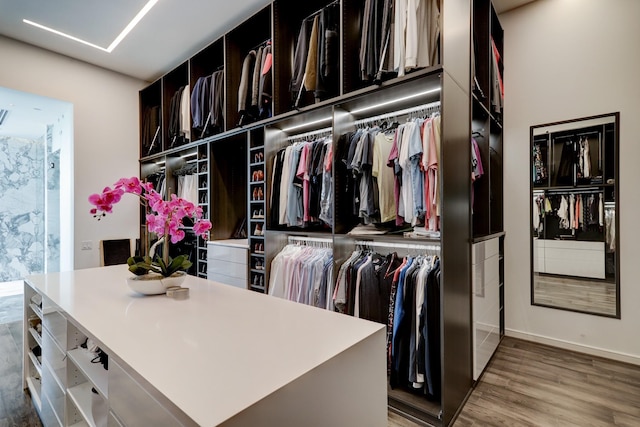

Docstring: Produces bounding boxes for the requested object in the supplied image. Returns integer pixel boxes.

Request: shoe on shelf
[257,188,264,200]
[258,152,264,162]
[259,276,264,287]
[254,224,263,236]
[257,170,264,181]
[252,188,258,201]
[256,209,264,218]
[253,275,259,287]
[252,210,258,219]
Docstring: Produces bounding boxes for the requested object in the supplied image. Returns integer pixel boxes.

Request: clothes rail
[553,130,600,140]
[353,101,441,127]
[354,240,440,252]
[288,235,333,248]
[249,39,271,53]
[286,127,333,141]
[147,127,160,155]
[544,187,603,194]
[303,0,339,22]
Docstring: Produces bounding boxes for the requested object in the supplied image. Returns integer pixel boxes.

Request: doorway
[0,86,73,318]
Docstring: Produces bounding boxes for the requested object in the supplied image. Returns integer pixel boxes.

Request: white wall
[0,36,146,270]
[501,0,640,363]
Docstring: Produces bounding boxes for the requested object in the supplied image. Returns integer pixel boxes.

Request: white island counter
[24,265,387,427]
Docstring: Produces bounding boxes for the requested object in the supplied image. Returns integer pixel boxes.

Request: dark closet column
[139,79,162,158]
[341,0,365,94]
[489,4,504,124]
[472,0,491,112]
[440,0,472,425]
[167,147,200,276]
[273,0,341,114]
[209,134,248,240]
[139,158,166,256]
[472,103,491,237]
[225,6,273,130]
[248,128,266,292]
[162,62,189,150]
[489,120,503,234]
[189,38,225,141]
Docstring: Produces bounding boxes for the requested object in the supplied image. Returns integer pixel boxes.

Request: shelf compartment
[29,302,43,319]
[67,381,105,427]
[26,375,42,410]
[42,361,65,426]
[67,348,109,398]
[28,350,42,376]
[29,327,42,347]
[43,328,67,390]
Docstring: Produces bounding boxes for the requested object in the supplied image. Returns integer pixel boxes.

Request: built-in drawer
[540,240,605,279]
[207,261,247,280]
[42,328,66,390]
[207,243,248,264]
[42,296,66,350]
[108,411,125,427]
[207,273,247,289]
[41,393,62,427]
[109,360,183,426]
[42,362,65,425]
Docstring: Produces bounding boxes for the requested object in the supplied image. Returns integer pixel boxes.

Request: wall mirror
[530,113,619,317]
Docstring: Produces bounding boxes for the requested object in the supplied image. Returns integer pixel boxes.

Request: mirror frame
[529,112,620,318]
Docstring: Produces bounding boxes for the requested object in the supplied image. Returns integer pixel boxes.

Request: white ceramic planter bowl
[127,271,187,295]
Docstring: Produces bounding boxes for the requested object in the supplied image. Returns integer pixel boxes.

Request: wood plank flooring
[0,321,42,426]
[534,273,616,316]
[453,337,640,427]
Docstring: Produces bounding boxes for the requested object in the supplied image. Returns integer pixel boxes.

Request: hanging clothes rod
[286,126,333,141]
[553,130,600,140]
[353,101,441,126]
[288,235,333,245]
[544,187,603,194]
[354,240,440,252]
[303,0,340,21]
[248,39,271,53]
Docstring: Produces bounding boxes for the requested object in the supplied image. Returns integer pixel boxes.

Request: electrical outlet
[81,240,92,251]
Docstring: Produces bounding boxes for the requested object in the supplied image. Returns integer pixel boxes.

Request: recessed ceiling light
[23,0,159,53]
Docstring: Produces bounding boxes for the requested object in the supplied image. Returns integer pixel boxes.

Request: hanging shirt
[373,132,397,222]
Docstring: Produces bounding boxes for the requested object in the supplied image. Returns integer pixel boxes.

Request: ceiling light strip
[22,0,158,53]
[23,19,109,52]
[107,0,159,52]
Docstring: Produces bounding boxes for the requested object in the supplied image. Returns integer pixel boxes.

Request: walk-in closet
[137,0,505,425]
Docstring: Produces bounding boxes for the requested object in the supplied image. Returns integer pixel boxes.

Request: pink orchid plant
[89,177,212,277]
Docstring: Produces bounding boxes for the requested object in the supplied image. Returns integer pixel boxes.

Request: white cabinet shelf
[67,382,98,427]
[26,375,42,409]
[29,302,43,319]
[29,327,42,347]
[28,350,42,376]
[68,348,108,398]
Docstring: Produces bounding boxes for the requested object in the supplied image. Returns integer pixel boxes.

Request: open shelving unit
[136,1,506,425]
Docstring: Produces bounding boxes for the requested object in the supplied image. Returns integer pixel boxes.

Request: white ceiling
[0,0,272,82]
[0,0,534,83]
[0,87,71,139]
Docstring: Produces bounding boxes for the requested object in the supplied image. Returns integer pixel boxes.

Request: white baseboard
[505,329,640,366]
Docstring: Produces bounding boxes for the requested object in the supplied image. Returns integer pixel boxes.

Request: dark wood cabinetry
[138,1,504,425]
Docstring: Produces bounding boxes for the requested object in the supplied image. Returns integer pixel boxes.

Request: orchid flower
[89,177,212,269]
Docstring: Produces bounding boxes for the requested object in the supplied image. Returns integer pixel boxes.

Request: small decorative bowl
[127,271,187,295]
